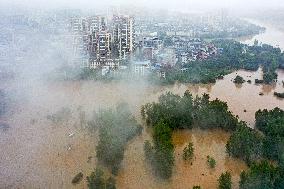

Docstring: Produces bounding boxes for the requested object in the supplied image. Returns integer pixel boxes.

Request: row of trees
[194,94,239,131]
[87,169,116,189]
[141,91,240,179]
[226,122,264,164]
[94,103,142,174]
[141,91,238,131]
[227,107,284,164]
[71,103,141,187]
[226,107,284,189]
[144,122,175,179]
[239,161,284,189]
[192,171,233,189]
[255,108,284,162]
[218,172,232,189]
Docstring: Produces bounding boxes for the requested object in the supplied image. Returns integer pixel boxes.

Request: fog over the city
[3,0,284,11]
[1,0,284,188]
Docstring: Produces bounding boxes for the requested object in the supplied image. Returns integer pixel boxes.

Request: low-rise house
[133,60,150,76]
[89,58,120,69]
[157,48,177,67]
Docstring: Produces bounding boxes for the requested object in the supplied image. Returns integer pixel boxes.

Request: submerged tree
[239,161,283,189]
[207,155,216,168]
[226,122,264,164]
[87,169,105,189]
[142,91,238,131]
[218,172,232,189]
[193,186,202,189]
[94,103,142,174]
[183,142,194,161]
[87,169,116,189]
[234,75,245,84]
[142,91,194,129]
[255,108,284,162]
[194,95,239,131]
[144,121,174,179]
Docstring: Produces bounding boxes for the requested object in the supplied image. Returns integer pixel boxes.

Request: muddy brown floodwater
[1,20,284,189]
[1,67,284,189]
[117,129,247,189]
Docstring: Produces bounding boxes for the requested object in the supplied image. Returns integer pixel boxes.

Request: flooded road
[1,21,284,189]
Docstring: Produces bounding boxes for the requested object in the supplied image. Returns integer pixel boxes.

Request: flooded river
[1,21,284,189]
[240,19,284,50]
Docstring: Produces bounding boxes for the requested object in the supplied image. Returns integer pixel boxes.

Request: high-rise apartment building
[112,15,135,59]
[70,17,89,56]
[71,14,135,69]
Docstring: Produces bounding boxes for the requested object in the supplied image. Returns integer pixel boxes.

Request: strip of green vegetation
[87,169,116,189]
[227,107,284,165]
[157,40,284,84]
[143,122,174,179]
[142,91,238,131]
[226,122,264,164]
[239,161,284,189]
[255,108,284,162]
[218,172,232,189]
[226,107,284,189]
[93,103,142,175]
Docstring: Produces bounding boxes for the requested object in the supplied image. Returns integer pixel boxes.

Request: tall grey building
[71,14,135,69]
[112,15,135,60]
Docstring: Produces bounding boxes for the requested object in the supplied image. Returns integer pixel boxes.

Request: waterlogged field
[1,67,284,189]
[117,129,247,189]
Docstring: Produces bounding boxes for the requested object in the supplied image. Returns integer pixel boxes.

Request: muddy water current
[1,20,284,189]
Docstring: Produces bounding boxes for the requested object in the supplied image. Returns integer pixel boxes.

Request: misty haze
[1,0,284,189]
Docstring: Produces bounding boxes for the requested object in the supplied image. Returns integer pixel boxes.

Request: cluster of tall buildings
[70,15,135,69]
